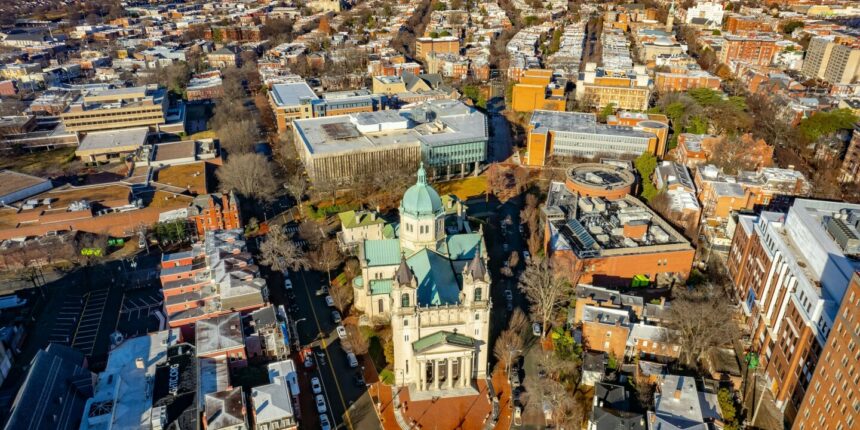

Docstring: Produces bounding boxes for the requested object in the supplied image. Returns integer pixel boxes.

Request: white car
[284,278,293,290]
[533,322,542,337]
[311,377,322,394]
[325,295,335,307]
[336,325,348,340]
[315,394,327,414]
[319,414,332,430]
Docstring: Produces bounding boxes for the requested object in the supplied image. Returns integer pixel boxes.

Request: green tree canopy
[634,152,659,202]
[798,109,858,142]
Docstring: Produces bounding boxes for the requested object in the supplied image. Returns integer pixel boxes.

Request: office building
[80,330,191,430]
[61,86,169,133]
[292,100,487,184]
[543,179,695,287]
[727,199,860,420]
[525,111,658,166]
[511,69,566,113]
[576,63,651,111]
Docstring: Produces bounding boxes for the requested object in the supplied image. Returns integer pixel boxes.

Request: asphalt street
[264,266,377,429]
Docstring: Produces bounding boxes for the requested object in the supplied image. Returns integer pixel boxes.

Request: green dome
[400,163,443,218]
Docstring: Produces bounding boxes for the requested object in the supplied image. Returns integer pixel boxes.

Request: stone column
[447,358,454,389]
[464,354,472,387]
[418,360,425,391]
[459,356,466,387]
[434,359,441,390]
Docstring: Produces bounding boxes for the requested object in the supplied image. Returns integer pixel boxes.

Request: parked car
[353,372,365,387]
[347,352,358,368]
[514,406,522,426]
[284,278,293,290]
[532,322,541,337]
[315,394,327,414]
[523,250,531,262]
[315,286,328,296]
[319,414,331,430]
[331,311,342,324]
[311,377,322,394]
[325,295,335,307]
[336,325,348,340]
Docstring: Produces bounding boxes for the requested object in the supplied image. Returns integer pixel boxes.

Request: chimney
[673,389,682,400]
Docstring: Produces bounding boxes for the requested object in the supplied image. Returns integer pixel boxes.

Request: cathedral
[352,164,491,395]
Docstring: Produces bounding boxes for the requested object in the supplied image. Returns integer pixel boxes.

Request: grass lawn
[189,130,217,140]
[0,147,78,176]
[435,176,487,199]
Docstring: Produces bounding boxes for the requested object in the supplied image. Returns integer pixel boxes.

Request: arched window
[401,293,410,307]
[474,288,482,301]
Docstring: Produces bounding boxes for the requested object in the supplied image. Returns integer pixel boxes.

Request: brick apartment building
[204,25,262,43]
[839,127,860,186]
[195,312,248,369]
[188,192,241,236]
[694,164,808,221]
[724,15,777,34]
[160,229,267,336]
[654,69,721,93]
[726,199,860,421]
[719,34,779,67]
[792,273,860,430]
[415,36,460,61]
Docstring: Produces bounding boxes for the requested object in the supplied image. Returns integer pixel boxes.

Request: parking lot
[70,289,110,355]
[48,292,84,345]
[116,288,164,337]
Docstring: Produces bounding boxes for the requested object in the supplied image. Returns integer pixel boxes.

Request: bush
[380,369,395,384]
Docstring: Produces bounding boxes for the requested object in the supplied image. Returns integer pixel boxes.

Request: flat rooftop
[294,100,487,157]
[270,82,318,107]
[0,170,51,199]
[81,330,179,430]
[77,127,149,152]
[530,110,654,139]
[546,184,691,258]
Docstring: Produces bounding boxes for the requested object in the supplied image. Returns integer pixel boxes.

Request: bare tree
[346,325,369,355]
[330,283,353,315]
[216,153,279,203]
[662,286,739,369]
[493,328,524,372]
[312,239,342,285]
[283,174,308,219]
[259,228,310,272]
[709,135,759,175]
[298,220,326,251]
[508,308,530,339]
[518,258,567,342]
[218,119,258,155]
